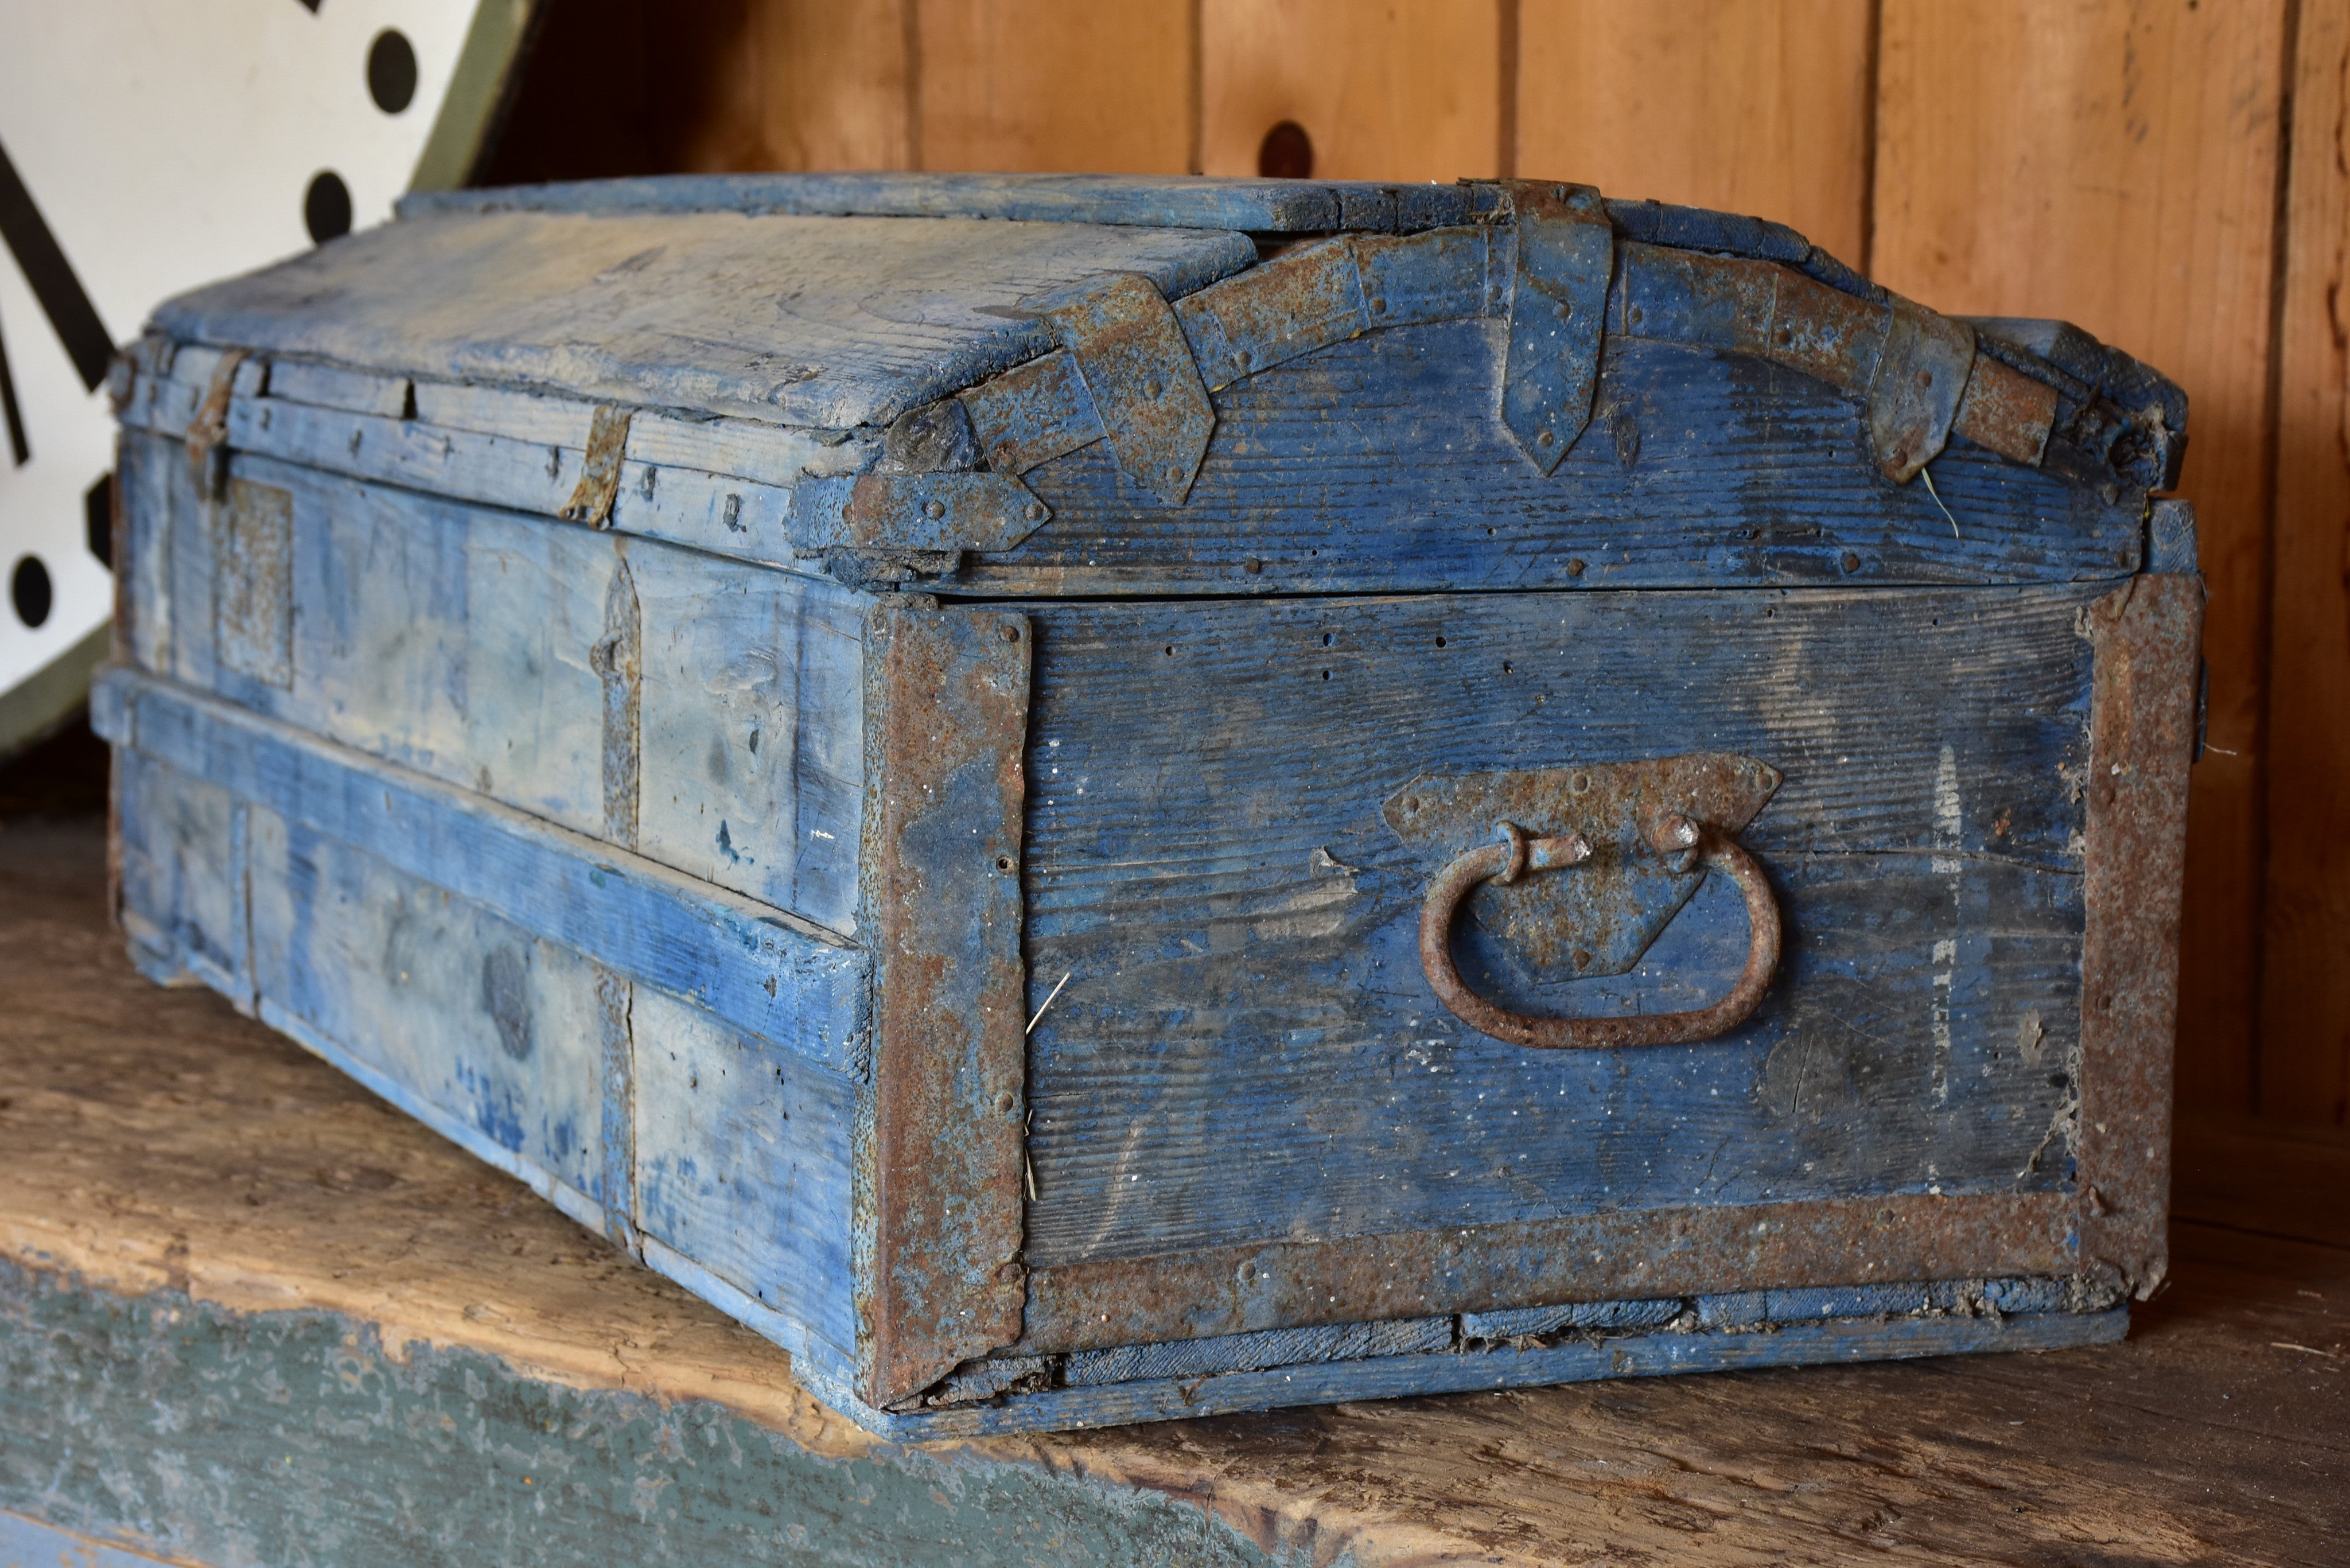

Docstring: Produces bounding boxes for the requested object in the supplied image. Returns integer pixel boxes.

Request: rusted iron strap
[788,472,1051,554]
[962,224,2066,487]
[2075,574,2202,1300]
[856,600,1031,1407]
[1615,244,2054,479]
[1497,181,1614,474]
[1017,1192,2076,1355]
[558,405,632,527]
[962,228,1496,476]
[956,352,1095,476]
[1869,302,1976,483]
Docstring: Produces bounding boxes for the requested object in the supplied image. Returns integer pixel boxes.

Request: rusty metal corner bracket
[2074,573,2202,1301]
[854,600,1033,1407]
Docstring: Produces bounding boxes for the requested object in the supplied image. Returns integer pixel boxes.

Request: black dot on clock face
[305,172,353,244]
[368,30,418,115]
[11,555,53,629]
[85,474,114,570]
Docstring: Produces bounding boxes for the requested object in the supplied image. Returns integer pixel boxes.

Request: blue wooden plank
[150,212,1258,430]
[96,664,870,1075]
[0,1509,192,1568]
[838,1306,2130,1440]
[632,542,867,931]
[1017,585,2098,1266]
[631,990,859,1358]
[1461,1296,1684,1339]
[399,173,1499,234]
[113,429,178,677]
[966,325,2141,596]
[124,452,871,936]
[112,746,241,997]
[247,807,611,1208]
[223,454,611,837]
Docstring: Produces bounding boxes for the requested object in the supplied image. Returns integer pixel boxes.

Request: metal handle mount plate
[1418,813,1781,1048]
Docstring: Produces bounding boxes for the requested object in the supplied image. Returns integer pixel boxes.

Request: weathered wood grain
[1517,0,1875,266]
[400,172,1499,234]
[1020,585,2098,1264]
[2259,0,2350,1128]
[106,724,865,1375]
[151,211,1255,430]
[1872,0,2289,1115]
[1199,0,1502,181]
[132,317,2140,600]
[110,746,238,989]
[111,431,180,681]
[243,454,611,837]
[912,0,1193,175]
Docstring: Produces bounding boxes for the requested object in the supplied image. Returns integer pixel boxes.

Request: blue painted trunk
[102,173,2199,1436]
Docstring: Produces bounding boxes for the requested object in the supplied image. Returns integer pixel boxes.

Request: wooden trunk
[97,174,2201,1436]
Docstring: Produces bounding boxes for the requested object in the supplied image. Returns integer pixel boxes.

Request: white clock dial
[0,0,523,751]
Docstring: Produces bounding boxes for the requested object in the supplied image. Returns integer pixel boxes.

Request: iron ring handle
[1417,815,1782,1049]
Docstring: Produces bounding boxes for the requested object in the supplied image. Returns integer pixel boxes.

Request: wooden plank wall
[493,0,2350,1130]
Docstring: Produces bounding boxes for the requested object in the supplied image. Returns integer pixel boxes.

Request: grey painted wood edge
[94,664,871,1075]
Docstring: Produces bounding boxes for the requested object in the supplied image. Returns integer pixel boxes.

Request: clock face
[0,0,506,735]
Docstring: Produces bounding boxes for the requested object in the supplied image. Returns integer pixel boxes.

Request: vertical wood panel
[1198,0,1502,181]
[2260,2,2350,1127]
[1872,0,2290,1116]
[647,1,910,173]
[913,0,1192,173]
[1515,0,1874,264]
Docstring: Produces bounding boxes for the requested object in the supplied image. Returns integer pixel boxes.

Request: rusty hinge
[1032,273,1215,504]
[1499,181,1614,475]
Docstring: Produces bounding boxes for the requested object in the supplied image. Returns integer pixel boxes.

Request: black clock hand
[0,135,115,394]
[0,305,28,465]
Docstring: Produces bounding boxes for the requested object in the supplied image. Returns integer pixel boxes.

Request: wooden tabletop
[1,810,2343,1567]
